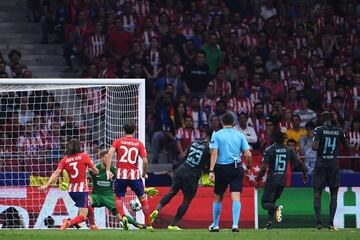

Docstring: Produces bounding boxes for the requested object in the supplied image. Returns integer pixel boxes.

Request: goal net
[0,79,145,229]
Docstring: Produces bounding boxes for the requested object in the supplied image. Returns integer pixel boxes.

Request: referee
[209,112,252,232]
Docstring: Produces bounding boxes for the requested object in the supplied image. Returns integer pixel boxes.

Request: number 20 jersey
[112,136,147,180]
[57,152,94,192]
[312,125,347,167]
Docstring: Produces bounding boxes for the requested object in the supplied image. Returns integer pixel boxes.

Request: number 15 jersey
[112,136,147,180]
[262,144,297,185]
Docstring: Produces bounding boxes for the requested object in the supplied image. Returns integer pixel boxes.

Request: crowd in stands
[2,0,360,173]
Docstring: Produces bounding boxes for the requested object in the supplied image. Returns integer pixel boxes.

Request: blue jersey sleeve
[240,133,251,151]
[210,132,219,149]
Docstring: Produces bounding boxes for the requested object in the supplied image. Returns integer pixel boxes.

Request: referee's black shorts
[214,163,244,195]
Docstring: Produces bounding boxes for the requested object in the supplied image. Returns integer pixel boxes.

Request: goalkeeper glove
[144,187,158,198]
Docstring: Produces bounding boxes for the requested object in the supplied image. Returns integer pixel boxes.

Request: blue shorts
[69,192,90,208]
[114,179,144,197]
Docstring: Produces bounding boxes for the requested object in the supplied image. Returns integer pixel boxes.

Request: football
[129,198,142,212]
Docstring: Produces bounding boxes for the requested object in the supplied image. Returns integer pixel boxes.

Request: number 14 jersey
[112,136,147,180]
[312,125,347,167]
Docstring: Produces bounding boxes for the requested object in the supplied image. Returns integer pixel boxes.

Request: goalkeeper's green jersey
[91,164,117,195]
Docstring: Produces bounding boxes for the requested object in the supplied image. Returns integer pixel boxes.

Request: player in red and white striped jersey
[105,122,152,230]
[39,139,99,230]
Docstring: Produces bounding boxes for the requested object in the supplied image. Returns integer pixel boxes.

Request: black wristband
[209,170,214,173]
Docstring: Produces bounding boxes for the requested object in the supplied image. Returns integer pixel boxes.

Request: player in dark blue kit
[256,131,307,230]
[312,111,351,230]
[150,127,213,230]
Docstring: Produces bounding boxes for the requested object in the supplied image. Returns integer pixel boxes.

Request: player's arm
[105,146,116,180]
[241,134,252,169]
[311,127,321,151]
[209,133,218,182]
[139,142,149,179]
[39,168,62,192]
[291,150,308,183]
[255,150,269,185]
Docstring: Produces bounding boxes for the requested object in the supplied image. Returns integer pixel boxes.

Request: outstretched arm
[106,147,116,180]
[39,169,62,191]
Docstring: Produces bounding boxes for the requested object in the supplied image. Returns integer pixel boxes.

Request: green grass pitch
[0,229,360,240]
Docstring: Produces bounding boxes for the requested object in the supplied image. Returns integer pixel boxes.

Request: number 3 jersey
[262,143,297,184]
[183,140,211,177]
[312,125,347,168]
[57,152,95,192]
[112,136,147,180]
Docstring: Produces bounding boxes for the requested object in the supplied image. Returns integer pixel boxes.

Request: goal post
[0,79,146,229]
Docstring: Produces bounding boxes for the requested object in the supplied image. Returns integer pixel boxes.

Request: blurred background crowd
[1,0,360,173]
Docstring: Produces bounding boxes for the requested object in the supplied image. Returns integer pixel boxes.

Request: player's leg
[328,167,340,230]
[151,170,182,223]
[261,182,277,228]
[274,186,285,223]
[113,179,129,230]
[210,165,228,232]
[229,166,244,232]
[313,167,326,229]
[87,195,98,229]
[328,187,339,230]
[61,192,89,230]
[168,174,198,229]
[130,179,152,229]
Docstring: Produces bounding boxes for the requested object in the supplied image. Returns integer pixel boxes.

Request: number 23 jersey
[112,136,147,180]
[183,140,211,176]
[57,152,95,192]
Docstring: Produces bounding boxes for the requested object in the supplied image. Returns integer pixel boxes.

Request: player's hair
[321,111,332,123]
[203,126,213,140]
[222,112,235,126]
[272,131,287,144]
[123,122,136,134]
[66,139,82,156]
[98,150,108,159]
[287,138,296,145]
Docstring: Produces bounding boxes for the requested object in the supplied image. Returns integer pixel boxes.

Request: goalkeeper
[87,150,158,230]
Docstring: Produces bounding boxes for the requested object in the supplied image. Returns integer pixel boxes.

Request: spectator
[235,112,258,149]
[208,67,231,99]
[116,56,131,78]
[323,77,337,110]
[278,108,293,133]
[18,97,34,125]
[182,51,210,95]
[300,121,317,173]
[265,49,282,74]
[18,122,46,155]
[285,87,300,112]
[187,96,208,129]
[300,77,322,112]
[251,102,267,134]
[162,21,186,55]
[143,36,163,80]
[60,115,79,139]
[176,116,201,159]
[228,85,252,115]
[347,118,360,156]
[294,95,317,128]
[285,114,307,151]
[108,17,133,58]
[260,0,277,20]
[8,49,25,69]
[155,65,188,97]
[209,114,221,132]
[200,32,224,75]
[98,55,116,78]
[200,85,219,117]
[259,118,275,151]
[173,101,188,129]
[85,22,106,61]
[330,109,345,129]
[261,69,285,101]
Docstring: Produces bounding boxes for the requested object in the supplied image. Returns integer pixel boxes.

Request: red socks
[69,215,86,226]
[88,206,95,225]
[115,196,125,217]
[140,198,150,225]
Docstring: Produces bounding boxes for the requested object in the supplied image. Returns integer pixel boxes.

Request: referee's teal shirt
[210,128,250,165]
